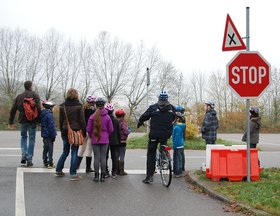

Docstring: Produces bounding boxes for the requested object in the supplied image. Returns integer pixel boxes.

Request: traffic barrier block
[206,149,261,182]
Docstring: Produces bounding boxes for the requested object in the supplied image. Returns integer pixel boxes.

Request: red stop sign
[226,51,271,98]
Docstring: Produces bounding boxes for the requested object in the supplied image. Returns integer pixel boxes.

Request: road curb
[185,170,272,216]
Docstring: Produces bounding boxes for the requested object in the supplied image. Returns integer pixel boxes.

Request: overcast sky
[0,0,279,76]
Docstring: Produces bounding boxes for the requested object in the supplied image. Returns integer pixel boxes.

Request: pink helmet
[105,103,114,111]
[86,95,96,103]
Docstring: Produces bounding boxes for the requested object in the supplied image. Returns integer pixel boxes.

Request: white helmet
[205,100,215,108]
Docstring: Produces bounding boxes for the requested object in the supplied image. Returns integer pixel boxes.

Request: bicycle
[156,144,172,187]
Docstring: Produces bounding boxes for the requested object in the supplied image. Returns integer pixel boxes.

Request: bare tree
[41,29,64,100]
[24,35,43,83]
[190,71,205,104]
[78,40,99,102]
[91,31,133,102]
[124,45,161,116]
[156,61,177,91]
[0,28,27,103]
[172,72,190,106]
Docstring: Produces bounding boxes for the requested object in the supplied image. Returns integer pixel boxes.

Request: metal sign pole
[246,6,251,182]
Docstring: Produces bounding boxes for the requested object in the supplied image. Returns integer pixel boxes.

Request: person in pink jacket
[87,97,113,182]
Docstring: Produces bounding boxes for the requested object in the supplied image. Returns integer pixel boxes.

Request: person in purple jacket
[87,97,113,182]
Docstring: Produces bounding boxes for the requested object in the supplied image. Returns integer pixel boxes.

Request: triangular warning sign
[222,14,246,51]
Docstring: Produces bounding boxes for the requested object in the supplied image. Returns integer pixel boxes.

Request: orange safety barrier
[206,149,261,182]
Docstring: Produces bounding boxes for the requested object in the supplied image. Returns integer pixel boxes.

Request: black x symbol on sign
[228,33,236,45]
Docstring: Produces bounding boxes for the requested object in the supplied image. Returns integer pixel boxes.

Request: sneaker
[173,174,182,178]
[26,161,33,167]
[111,173,117,179]
[105,172,110,178]
[142,176,153,184]
[54,172,65,177]
[21,157,27,164]
[47,164,55,169]
[70,175,83,181]
[43,163,48,168]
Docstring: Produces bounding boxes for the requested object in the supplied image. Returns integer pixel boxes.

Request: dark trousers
[205,140,216,145]
[106,145,120,173]
[146,138,167,177]
[42,138,54,165]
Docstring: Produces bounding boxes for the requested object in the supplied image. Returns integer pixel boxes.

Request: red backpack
[23,98,38,121]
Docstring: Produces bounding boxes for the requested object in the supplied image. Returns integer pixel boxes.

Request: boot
[100,173,105,182]
[93,173,99,182]
[77,156,83,169]
[86,157,94,173]
[119,161,127,176]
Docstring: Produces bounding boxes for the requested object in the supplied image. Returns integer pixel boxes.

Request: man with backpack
[137,91,176,184]
[9,81,41,167]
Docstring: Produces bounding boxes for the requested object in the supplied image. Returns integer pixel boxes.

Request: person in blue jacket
[172,115,186,177]
[40,101,57,168]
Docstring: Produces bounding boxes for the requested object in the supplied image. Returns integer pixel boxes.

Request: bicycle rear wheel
[159,151,172,187]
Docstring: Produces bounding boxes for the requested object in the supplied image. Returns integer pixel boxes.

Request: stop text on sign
[226,51,271,98]
[231,66,267,84]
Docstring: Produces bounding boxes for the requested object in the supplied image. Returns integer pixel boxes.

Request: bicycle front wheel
[159,151,172,187]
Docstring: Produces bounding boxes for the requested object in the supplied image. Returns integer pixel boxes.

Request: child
[115,109,130,175]
[77,95,96,173]
[40,100,57,168]
[172,115,186,177]
[87,97,113,182]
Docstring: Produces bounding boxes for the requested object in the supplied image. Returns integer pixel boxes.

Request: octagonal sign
[226,51,271,98]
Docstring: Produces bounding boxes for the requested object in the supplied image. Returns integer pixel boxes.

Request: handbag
[64,105,84,146]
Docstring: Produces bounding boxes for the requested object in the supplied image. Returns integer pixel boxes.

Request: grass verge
[127,134,242,150]
[196,168,280,215]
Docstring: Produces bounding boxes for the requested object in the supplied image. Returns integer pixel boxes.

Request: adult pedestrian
[87,98,113,182]
[55,88,86,181]
[9,80,41,167]
[77,95,96,173]
[201,100,219,145]
[137,91,176,184]
[242,106,261,148]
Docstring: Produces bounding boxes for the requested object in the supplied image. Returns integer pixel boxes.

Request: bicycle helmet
[86,95,96,103]
[95,97,106,108]
[158,90,168,101]
[175,105,185,113]
[205,100,215,108]
[42,100,55,109]
[105,103,114,111]
[115,109,126,117]
[250,106,259,114]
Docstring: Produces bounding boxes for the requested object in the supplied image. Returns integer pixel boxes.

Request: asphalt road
[1,131,279,216]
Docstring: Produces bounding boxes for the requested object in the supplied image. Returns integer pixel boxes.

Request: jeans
[20,122,36,162]
[173,148,184,175]
[56,136,79,176]
[146,138,167,177]
[42,138,54,165]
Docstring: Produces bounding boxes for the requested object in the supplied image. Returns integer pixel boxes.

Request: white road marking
[15,167,147,215]
[16,168,25,216]
[138,156,205,159]
[0,155,20,157]
[0,148,21,150]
